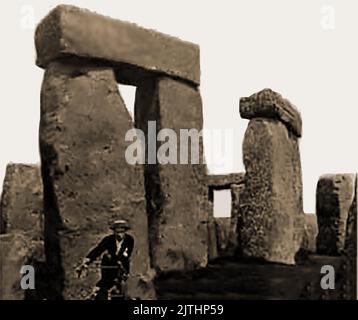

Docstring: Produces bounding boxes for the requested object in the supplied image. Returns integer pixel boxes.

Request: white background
[0,0,357,214]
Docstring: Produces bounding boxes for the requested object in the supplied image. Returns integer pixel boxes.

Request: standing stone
[325,174,358,300]
[230,183,244,254]
[0,233,43,300]
[0,164,43,238]
[207,217,218,260]
[135,77,209,272]
[301,214,318,253]
[343,174,357,299]
[316,174,355,255]
[39,62,154,299]
[238,89,304,265]
[214,218,231,255]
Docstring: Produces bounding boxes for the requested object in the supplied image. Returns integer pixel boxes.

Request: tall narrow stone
[316,174,355,255]
[39,62,154,299]
[0,164,43,238]
[343,174,357,299]
[135,77,209,272]
[301,214,318,253]
[238,89,304,265]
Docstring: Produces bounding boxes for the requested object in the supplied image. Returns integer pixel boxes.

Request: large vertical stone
[39,62,154,299]
[343,174,357,299]
[325,174,358,300]
[135,77,209,272]
[238,115,304,264]
[316,174,355,255]
[0,164,43,238]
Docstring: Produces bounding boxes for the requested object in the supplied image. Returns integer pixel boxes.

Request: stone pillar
[345,174,357,253]
[238,89,304,265]
[0,164,43,238]
[135,77,209,272]
[316,174,355,255]
[230,183,244,254]
[301,214,318,253]
[343,174,357,299]
[39,62,154,299]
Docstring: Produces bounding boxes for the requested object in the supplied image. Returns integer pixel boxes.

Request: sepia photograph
[0,0,357,313]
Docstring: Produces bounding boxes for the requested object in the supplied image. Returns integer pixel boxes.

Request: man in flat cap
[76,219,134,300]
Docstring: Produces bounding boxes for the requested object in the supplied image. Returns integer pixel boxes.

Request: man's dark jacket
[86,233,134,274]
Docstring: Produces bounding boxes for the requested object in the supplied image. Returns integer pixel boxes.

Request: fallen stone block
[135,77,209,272]
[0,164,43,238]
[238,117,304,265]
[316,174,355,255]
[35,5,200,85]
[240,88,302,137]
[0,233,44,300]
[39,62,155,299]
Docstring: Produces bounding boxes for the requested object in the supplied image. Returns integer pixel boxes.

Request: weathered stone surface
[214,218,231,255]
[0,233,43,300]
[238,118,304,265]
[206,176,244,257]
[135,77,209,272]
[345,175,357,252]
[301,214,318,253]
[39,62,154,299]
[343,174,357,299]
[0,164,43,238]
[230,183,244,254]
[240,88,302,137]
[324,174,357,300]
[207,218,218,260]
[316,174,355,255]
[35,5,200,86]
[212,182,245,257]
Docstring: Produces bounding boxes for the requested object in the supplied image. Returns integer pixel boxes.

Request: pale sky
[0,0,357,214]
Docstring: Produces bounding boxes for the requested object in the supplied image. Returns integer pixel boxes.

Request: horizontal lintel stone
[35,5,200,86]
[240,88,302,137]
[207,173,245,189]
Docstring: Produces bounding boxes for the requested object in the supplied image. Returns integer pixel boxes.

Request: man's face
[113,227,126,240]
